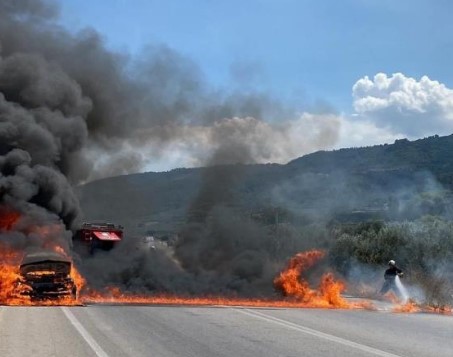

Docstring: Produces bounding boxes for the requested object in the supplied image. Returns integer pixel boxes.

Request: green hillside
[77,134,453,236]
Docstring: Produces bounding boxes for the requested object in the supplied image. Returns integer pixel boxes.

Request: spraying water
[395,275,409,303]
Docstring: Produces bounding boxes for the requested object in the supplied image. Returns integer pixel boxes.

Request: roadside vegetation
[329,218,453,305]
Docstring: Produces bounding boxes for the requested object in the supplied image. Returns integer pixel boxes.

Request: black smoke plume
[0,0,89,251]
[0,0,337,295]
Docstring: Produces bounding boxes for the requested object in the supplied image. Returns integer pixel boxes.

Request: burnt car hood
[20,251,72,277]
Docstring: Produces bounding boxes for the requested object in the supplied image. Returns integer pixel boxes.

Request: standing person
[380,260,403,295]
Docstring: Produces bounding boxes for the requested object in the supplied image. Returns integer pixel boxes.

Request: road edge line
[234,308,404,357]
[61,307,110,357]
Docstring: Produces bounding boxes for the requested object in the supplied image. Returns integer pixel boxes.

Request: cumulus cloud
[352,73,453,137]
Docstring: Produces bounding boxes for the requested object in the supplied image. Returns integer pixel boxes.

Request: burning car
[17,251,77,300]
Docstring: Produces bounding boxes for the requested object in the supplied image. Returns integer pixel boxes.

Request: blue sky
[59,0,453,113]
[56,1,453,173]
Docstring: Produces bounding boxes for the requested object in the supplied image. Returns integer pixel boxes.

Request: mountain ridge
[77,134,453,235]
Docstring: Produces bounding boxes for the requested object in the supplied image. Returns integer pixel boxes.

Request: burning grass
[0,218,450,314]
[273,250,349,308]
[0,246,369,309]
[392,300,453,315]
[80,249,372,310]
[75,250,451,314]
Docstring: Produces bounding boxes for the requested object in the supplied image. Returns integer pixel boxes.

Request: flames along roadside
[0,209,450,314]
[1,247,356,308]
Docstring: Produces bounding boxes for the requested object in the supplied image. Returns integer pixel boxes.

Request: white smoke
[119,113,342,177]
[334,115,402,149]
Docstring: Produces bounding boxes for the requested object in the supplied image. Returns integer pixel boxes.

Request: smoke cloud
[1,0,343,182]
[0,0,338,296]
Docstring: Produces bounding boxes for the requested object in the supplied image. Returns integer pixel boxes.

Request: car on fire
[16,251,77,300]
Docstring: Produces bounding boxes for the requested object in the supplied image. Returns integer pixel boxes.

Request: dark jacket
[384,266,402,280]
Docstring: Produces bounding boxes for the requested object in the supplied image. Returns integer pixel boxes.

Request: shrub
[329,217,453,304]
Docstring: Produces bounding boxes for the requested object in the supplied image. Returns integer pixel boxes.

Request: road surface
[0,305,452,357]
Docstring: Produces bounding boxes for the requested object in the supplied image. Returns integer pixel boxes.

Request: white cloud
[352,73,453,136]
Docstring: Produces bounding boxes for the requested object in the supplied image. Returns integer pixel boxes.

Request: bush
[329,218,453,304]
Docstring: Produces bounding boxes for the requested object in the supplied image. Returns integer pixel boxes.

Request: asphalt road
[0,305,452,357]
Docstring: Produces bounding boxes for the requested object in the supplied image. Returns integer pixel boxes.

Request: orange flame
[393,300,453,315]
[273,250,351,308]
[80,250,368,310]
[425,305,452,315]
[0,249,29,305]
[7,243,449,314]
[0,208,84,307]
[71,265,86,294]
[79,287,353,308]
[320,272,347,307]
[49,245,86,295]
[0,244,83,306]
[393,300,420,313]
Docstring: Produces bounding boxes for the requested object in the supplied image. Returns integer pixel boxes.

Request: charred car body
[17,251,76,300]
[73,222,123,254]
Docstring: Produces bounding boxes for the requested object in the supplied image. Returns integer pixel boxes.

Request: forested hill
[77,134,453,235]
[288,135,453,182]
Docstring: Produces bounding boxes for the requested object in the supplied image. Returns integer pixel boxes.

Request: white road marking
[234,308,404,357]
[61,307,110,357]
